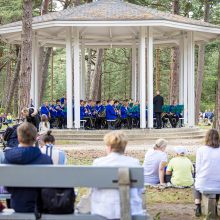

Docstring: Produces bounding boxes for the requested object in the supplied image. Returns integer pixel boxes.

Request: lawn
[66,149,214,220]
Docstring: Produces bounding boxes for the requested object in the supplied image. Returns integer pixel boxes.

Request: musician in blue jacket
[80,100,91,129]
[106,100,117,120]
[120,100,132,129]
[40,102,50,118]
[95,101,105,129]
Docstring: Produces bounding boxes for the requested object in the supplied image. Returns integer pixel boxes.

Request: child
[6,113,12,124]
[39,114,50,135]
[40,130,67,165]
[166,146,194,187]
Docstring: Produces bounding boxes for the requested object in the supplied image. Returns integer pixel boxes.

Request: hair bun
[47,130,52,136]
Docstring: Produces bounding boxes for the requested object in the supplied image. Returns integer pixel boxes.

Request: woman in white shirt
[143,139,168,185]
[194,129,220,217]
[91,131,143,220]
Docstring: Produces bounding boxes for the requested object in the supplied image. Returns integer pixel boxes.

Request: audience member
[143,139,168,185]
[4,122,52,213]
[166,147,194,187]
[40,130,67,165]
[91,131,143,219]
[39,114,50,135]
[194,129,220,217]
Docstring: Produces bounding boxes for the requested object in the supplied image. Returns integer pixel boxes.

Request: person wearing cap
[166,146,194,187]
[143,139,168,185]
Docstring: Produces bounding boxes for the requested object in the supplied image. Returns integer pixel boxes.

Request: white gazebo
[0,0,220,129]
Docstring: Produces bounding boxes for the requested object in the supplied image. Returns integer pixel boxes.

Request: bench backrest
[0,165,144,188]
[0,165,144,220]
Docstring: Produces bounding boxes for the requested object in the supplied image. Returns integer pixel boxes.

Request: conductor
[153,91,164,129]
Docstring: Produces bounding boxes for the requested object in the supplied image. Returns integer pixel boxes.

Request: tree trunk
[6,47,21,114]
[213,45,220,131]
[90,49,104,101]
[3,58,12,109]
[19,0,32,114]
[86,49,92,99]
[195,0,210,124]
[39,47,52,103]
[155,48,161,91]
[13,82,19,117]
[169,0,180,104]
[38,0,51,105]
[169,47,180,104]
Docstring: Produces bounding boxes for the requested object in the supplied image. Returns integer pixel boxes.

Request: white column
[137,46,140,101]
[31,33,35,105]
[131,42,137,101]
[183,35,188,125]
[81,43,86,100]
[179,38,184,104]
[139,27,146,129]
[187,31,195,127]
[147,27,154,129]
[66,27,73,129]
[73,28,80,129]
[34,35,39,108]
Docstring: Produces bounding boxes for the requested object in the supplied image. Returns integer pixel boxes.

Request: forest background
[0,0,219,125]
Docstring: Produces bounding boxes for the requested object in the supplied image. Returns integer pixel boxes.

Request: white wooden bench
[0,165,148,220]
[200,188,220,218]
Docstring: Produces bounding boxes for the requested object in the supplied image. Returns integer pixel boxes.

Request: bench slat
[0,210,148,220]
[0,165,144,188]
[199,189,220,195]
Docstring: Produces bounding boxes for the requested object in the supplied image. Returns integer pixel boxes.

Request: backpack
[3,125,18,142]
[35,188,75,217]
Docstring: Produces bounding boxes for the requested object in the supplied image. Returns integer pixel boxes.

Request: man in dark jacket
[4,122,52,213]
[153,91,164,129]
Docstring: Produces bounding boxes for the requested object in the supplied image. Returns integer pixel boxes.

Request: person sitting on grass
[4,122,52,213]
[40,130,67,165]
[143,139,168,185]
[194,129,220,217]
[166,146,194,187]
[91,131,143,220]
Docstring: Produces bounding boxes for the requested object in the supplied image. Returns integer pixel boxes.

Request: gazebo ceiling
[0,0,220,47]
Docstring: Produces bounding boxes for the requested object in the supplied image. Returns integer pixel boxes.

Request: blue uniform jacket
[80,106,86,120]
[106,104,117,120]
[4,147,52,213]
[40,105,50,117]
[121,106,128,119]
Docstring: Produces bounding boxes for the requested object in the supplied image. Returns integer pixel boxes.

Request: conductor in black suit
[153,91,164,129]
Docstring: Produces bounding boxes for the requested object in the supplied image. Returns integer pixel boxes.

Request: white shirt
[39,122,50,135]
[40,144,67,165]
[195,145,220,190]
[143,149,167,185]
[91,152,143,219]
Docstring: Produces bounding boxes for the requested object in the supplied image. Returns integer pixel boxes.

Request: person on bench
[194,129,220,217]
[166,147,194,187]
[40,130,67,165]
[143,139,168,185]
[91,131,144,219]
[4,122,52,213]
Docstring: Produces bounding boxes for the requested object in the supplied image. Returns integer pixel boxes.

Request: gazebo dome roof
[0,0,220,47]
[1,0,219,29]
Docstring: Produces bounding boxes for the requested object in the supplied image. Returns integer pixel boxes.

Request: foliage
[0,0,219,113]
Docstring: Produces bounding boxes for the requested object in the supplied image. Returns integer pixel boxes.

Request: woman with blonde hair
[91,131,143,220]
[143,139,168,185]
[194,129,220,217]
